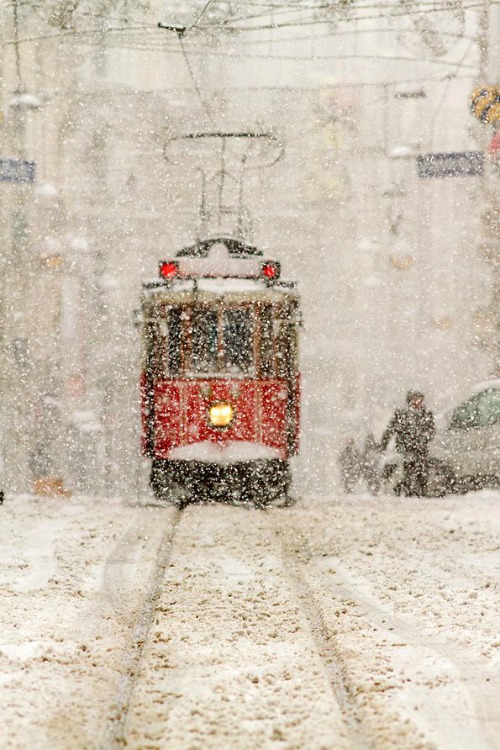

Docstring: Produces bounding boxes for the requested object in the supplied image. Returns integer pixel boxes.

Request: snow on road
[0,496,177,750]
[277,492,500,750]
[122,504,350,750]
[0,490,499,749]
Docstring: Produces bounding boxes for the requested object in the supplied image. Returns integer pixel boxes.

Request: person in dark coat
[338,438,362,493]
[29,444,54,479]
[380,391,435,497]
[361,433,381,495]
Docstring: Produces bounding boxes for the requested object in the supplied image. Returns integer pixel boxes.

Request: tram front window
[223,308,253,374]
[189,306,254,376]
[191,308,218,373]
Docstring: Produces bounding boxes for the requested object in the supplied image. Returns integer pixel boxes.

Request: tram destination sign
[0,158,36,183]
[416,151,484,179]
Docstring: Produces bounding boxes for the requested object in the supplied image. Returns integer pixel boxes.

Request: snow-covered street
[1,491,499,749]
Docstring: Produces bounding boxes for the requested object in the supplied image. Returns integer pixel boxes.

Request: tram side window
[276,321,297,379]
[191,308,218,373]
[259,304,274,378]
[223,308,254,374]
[144,323,158,378]
[166,307,181,376]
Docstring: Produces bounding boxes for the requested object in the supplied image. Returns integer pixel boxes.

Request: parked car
[432,381,500,492]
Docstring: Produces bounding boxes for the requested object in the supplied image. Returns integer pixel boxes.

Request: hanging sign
[0,158,35,182]
[416,152,483,178]
[469,86,500,124]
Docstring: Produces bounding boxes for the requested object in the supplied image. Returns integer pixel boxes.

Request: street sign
[469,86,500,124]
[0,158,35,183]
[416,151,484,179]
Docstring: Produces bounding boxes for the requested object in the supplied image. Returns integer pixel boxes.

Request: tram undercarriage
[150,458,292,507]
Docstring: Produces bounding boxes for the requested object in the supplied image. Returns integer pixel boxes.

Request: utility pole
[475,0,500,375]
[2,1,35,492]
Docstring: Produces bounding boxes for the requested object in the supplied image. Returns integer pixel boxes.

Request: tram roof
[175,236,262,258]
[148,236,298,289]
[142,277,299,305]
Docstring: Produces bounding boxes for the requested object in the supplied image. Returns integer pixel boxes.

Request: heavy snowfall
[0,1,499,748]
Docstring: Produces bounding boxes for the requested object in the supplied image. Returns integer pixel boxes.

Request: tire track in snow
[270,514,378,750]
[308,557,500,750]
[277,506,499,750]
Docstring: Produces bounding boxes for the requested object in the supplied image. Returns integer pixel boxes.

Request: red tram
[140,237,301,506]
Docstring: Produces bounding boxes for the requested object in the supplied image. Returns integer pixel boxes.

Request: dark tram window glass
[276,322,297,379]
[166,307,181,376]
[223,308,254,374]
[259,304,274,378]
[191,308,218,373]
[145,323,157,377]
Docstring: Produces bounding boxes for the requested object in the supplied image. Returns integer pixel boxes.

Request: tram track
[99,505,183,750]
[97,498,370,749]
[3,493,498,749]
[99,498,448,750]
[96,497,430,749]
[109,500,355,749]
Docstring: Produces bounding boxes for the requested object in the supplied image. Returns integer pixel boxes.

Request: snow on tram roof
[175,235,262,258]
[197,278,269,293]
[142,276,298,298]
[144,238,297,294]
[176,249,263,280]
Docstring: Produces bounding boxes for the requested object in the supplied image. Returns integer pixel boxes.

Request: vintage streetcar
[140,236,301,506]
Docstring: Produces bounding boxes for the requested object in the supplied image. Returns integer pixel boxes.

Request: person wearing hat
[380,391,435,496]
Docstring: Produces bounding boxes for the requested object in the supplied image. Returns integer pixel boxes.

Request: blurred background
[0,0,498,497]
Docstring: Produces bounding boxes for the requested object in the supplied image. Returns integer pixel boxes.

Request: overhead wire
[183,28,478,46]
[195,1,498,30]
[198,6,460,35]
[67,34,478,70]
[4,0,488,192]
[4,0,496,47]
[43,70,479,94]
[2,0,486,86]
[158,0,476,27]
[178,35,217,125]
[68,27,477,70]
[188,0,218,31]
[6,0,488,35]
[160,1,219,126]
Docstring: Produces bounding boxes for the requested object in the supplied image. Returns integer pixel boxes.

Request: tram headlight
[209,402,234,428]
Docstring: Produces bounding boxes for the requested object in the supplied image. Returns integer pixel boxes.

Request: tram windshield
[153,301,298,379]
[191,308,218,373]
[223,309,253,373]
[190,306,254,376]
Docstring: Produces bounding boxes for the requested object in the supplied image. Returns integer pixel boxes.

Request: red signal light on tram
[261,260,281,282]
[159,260,179,280]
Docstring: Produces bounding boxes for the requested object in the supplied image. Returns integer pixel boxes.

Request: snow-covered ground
[1,490,499,749]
